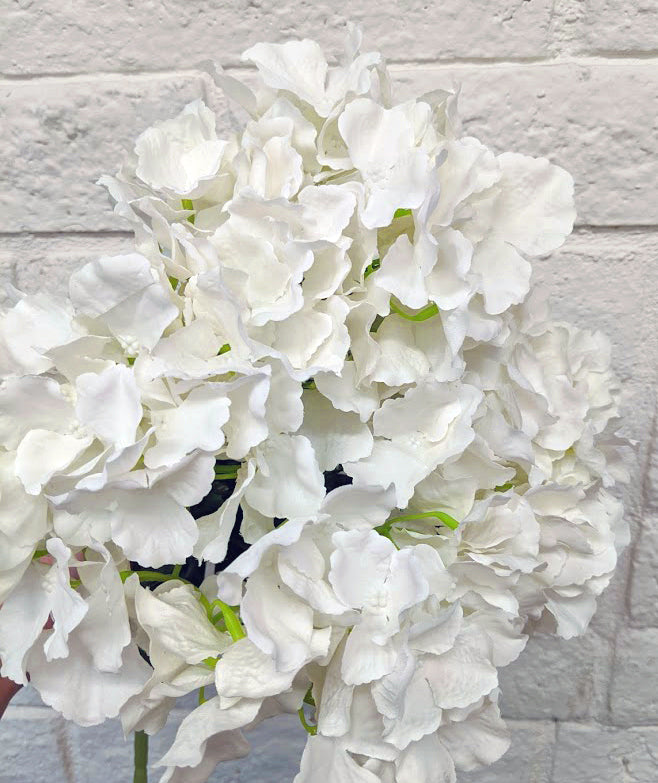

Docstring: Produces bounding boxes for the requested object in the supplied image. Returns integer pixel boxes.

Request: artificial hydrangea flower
[0,25,629,783]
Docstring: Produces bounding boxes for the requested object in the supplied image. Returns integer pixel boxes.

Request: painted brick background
[1,1,656,780]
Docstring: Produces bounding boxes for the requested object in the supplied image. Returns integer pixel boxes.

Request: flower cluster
[0,28,629,783]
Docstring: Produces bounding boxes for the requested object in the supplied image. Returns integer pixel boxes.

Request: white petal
[135,99,227,195]
[76,364,142,448]
[0,293,79,375]
[489,152,576,255]
[342,687,398,761]
[15,429,93,495]
[344,439,431,508]
[410,604,463,657]
[368,316,431,387]
[381,665,442,750]
[242,40,330,115]
[439,698,510,771]
[69,254,178,350]
[76,543,131,673]
[431,137,499,227]
[395,733,456,783]
[222,374,269,460]
[294,735,382,783]
[136,583,227,664]
[297,184,357,242]
[315,363,379,423]
[471,237,532,315]
[278,534,348,615]
[197,462,256,565]
[145,385,231,469]
[340,627,400,685]
[265,359,304,434]
[0,566,51,684]
[214,638,296,699]
[244,435,325,520]
[241,567,329,672]
[43,538,89,661]
[112,488,200,568]
[28,635,150,727]
[376,234,428,310]
[157,697,261,770]
[0,451,48,553]
[545,590,597,639]
[339,98,431,228]
[299,390,373,471]
[320,484,398,531]
[317,640,355,737]
[423,626,498,710]
[0,376,73,449]
[154,452,216,508]
[329,529,392,610]
[219,517,307,594]
[159,729,251,783]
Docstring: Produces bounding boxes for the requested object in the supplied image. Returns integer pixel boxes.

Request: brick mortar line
[5,706,658,728]
[2,225,657,242]
[55,717,77,783]
[601,397,658,725]
[2,53,658,85]
[0,230,133,240]
[619,397,658,622]
[549,719,559,783]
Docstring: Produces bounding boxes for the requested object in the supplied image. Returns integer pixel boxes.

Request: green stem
[214,469,239,481]
[303,686,316,707]
[297,707,318,736]
[133,730,148,783]
[376,510,460,538]
[215,599,245,641]
[214,461,242,481]
[389,298,439,322]
[364,258,381,278]
[181,199,195,225]
[119,570,191,585]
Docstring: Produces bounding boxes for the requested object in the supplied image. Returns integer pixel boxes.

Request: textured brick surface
[4,1,657,77]
[1,2,657,781]
[461,720,556,783]
[0,708,73,783]
[392,61,658,226]
[500,631,613,721]
[552,723,658,783]
[0,76,213,232]
[579,1,658,53]
[8,234,132,295]
[68,712,307,782]
[1,1,556,75]
[610,628,658,726]
[629,520,658,627]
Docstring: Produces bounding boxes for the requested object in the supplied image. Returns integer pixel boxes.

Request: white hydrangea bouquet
[0,27,629,783]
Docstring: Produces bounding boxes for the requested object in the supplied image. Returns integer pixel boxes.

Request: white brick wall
[1,2,656,780]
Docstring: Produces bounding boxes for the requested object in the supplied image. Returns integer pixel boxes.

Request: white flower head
[0,26,627,783]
